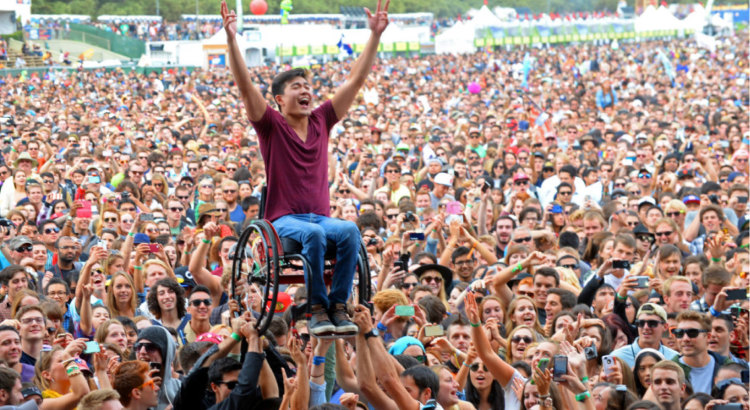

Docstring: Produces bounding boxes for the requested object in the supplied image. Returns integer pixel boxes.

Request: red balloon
[250,0,268,15]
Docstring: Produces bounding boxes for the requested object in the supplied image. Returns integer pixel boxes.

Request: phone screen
[77,200,92,218]
[84,341,100,354]
[553,356,567,380]
[394,305,415,317]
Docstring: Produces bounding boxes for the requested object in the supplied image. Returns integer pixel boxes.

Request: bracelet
[133,265,142,270]
[230,332,241,342]
[128,232,134,237]
[376,322,387,332]
[538,394,550,400]
[616,293,627,301]
[512,263,523,274]
[709,306,721,317]
[575,391,591,402]
[470,321,480,328]
[581,376,589,383]
[711,257,722,262]
[462,361,471,367]
[467,204,473,208]
[202,238,211,244]
[313,356,326,365]
[311,373,324,378]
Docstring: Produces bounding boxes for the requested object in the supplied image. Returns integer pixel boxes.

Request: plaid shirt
[0,295,10,321]
[690,296,710,313]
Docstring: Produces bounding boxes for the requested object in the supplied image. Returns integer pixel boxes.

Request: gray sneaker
[330,303,358,335]
[309,305,335,336]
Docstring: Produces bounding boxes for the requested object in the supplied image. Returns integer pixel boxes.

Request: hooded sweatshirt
[137,326,181,410]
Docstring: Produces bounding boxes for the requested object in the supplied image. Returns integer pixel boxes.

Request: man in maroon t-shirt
[222,0,390,336]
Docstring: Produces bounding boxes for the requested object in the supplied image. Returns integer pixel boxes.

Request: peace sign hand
[365,0,390,35]
[221,1,238,38]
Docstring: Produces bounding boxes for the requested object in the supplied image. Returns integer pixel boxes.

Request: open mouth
[298,96,310,109]
[521,314,535,325]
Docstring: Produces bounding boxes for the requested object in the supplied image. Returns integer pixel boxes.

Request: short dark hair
[208,357,242,386]
[417,295,447,324]
[534,267,560,287]
[189,285,211,299]
[178,341,213,374]
[45,278,69,295]
[0,367,20,396]
[0,265,26,287]
[401,365,439,400]
[271,68,310,98]
[547,288,576,309]
[451,246,473,264]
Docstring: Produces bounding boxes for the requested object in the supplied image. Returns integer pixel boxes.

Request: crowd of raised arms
[0,9,744,409]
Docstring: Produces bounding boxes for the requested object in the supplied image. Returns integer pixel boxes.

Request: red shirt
[251,101,338,222]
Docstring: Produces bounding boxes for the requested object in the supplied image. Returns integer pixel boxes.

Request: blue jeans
[273,214,360,308]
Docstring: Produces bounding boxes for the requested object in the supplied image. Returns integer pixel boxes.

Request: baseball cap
[434,173,453,187]
[682,195,700,205]
[512,172,530,183]
[637,303,667,322]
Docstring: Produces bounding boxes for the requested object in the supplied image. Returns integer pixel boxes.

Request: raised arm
[465,292,517,386]
[330,0,390,119]
[222,1,267,122]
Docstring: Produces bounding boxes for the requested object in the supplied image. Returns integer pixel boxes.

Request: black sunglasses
[15,244,33,253]
[672,328,707,339]
[216,380,238,390]
[469,363,488,372]
[513,237,532,243]
[636,319,663,328]
[134,342,159,353]
[190,299,211,307]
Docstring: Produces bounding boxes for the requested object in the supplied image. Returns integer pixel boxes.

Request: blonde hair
[106,271,138,318]
[34,346,63,391]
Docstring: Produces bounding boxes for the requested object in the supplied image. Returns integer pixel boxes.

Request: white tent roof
[653,6,682,30]
[468,5,505,29]
[435,20,475,55]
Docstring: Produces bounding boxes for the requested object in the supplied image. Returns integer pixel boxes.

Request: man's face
[188,291,212,321]
[708,318,731,355]
[495,219,513,245]
[46,283,68,310]
[701,210,721,232]
[453,255,475,282]
[135,339,163,364]
[544,293,563,319]
[276,76,313,116]
[593,286,615,313]
[651,368,683,408]
[637,314,666,346]
[612,243,635,262]
[401,375,429,404]
[19,311,44,342]
[222,185,238,203]
[664,281,693,313]
[41,223,60,245]
[57,239,78,262]
[583,218,603,239]
[6,272,27,299]
[0,330,22,367]
[212,369,239,404]
[447,324,471,352]
[533,275,556,306]
[676,320,708,358]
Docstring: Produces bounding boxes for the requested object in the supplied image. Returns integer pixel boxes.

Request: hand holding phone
[552,355,568,381]
[424,325,444,337]
[77,200,92,218]
[84,341,100,354]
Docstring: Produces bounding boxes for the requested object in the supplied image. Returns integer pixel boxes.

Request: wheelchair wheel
[355,241,373,310]
[233,219,281,335]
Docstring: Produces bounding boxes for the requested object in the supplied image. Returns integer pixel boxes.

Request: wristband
[202,238,211,244]
[581,376,589,383]
[313,356,326,365]
[133,265,142,270]
[470,322,480,328]
[711,257,722,262]
[66,365,80,375]
[709,306,721,317]
[128,232,135,237]
[66,370,82,378]
[467,204,473,208]
[512,263,523,274]
[462,361,471,367]
[616,293,627,301]
[575,391,591,402]
[230,332,241,342]
[376,322,387,332]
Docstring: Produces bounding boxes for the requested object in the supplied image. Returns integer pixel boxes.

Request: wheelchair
[231,187,373,335]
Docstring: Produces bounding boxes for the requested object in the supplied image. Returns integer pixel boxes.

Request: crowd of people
[0,7,746,409]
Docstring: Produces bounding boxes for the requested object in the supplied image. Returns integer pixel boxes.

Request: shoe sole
[310,324,336,336]
[333,324,359,335]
